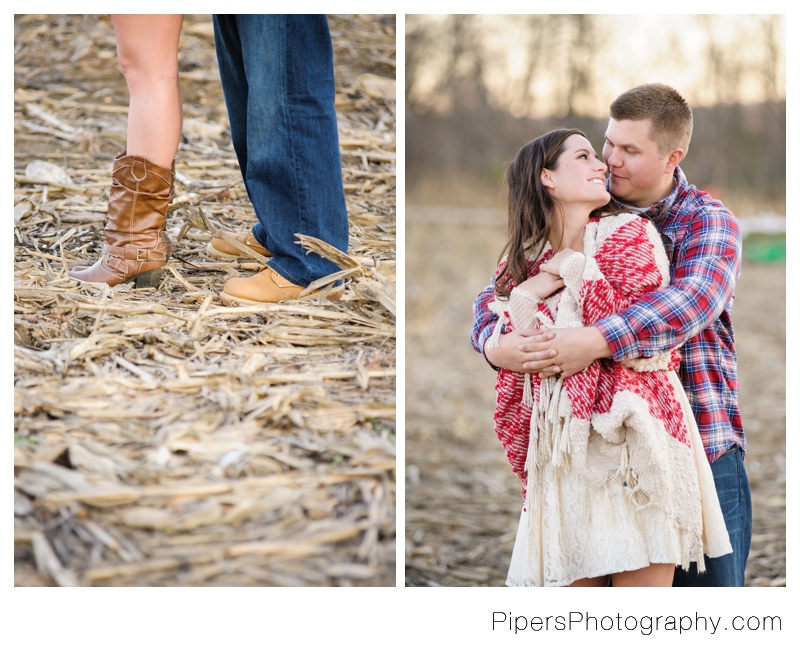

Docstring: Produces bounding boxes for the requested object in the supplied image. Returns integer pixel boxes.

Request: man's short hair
[610,83,693,156]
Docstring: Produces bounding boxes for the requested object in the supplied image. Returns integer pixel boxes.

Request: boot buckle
[104,254,129,274]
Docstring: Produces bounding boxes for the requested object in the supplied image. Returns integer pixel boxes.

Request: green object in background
[743,233,785,263]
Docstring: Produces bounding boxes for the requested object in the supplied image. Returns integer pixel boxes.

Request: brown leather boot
[69,151,174,287]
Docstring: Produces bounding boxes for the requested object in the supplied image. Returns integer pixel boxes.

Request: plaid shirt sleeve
[470,276,500,367]
[595,205,741,360]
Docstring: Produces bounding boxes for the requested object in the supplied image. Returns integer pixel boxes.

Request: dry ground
[14,14,396,587]
[405,205,785,587]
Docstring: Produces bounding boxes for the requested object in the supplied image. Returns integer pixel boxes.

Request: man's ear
[541,169,555,189]
[665,148,685,173]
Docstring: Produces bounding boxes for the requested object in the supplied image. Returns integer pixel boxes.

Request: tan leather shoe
[207,229,271,260]
[69,151,174,288]
[220,267,305,305]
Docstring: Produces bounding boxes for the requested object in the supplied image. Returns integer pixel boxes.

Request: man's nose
[605,148,621,168]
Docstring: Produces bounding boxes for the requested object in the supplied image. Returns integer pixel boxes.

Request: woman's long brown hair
[494,128,622,298]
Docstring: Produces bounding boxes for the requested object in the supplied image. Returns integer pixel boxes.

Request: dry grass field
[14,14,396,587]
[405,204,785,587]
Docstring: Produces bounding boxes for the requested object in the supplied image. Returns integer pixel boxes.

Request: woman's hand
[516,271,564,299]
[539,248,576,277]
[485,327,558,373]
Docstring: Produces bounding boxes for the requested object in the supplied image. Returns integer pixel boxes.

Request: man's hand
[532,326,612,378]
[485,327,560,374]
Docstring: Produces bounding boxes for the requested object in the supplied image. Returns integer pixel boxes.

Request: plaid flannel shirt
[470,167,745,461]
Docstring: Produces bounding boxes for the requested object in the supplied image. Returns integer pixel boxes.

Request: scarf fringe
[524,375,570,512]
[486,303,508,351]
[522,373,533,407]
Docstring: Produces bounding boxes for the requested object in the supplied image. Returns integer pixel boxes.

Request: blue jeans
[673,445,752,586]
[212,15,349,287]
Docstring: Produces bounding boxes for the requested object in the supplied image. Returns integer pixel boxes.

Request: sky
[410,14,786,118]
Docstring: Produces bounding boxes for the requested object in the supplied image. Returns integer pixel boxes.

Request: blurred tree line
[406,15,785,216]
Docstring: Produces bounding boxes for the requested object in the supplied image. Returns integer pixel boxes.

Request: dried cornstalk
[14,14,396,587]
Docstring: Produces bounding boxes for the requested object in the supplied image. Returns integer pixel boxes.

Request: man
[471,83,751,586]
[209,15,349,304]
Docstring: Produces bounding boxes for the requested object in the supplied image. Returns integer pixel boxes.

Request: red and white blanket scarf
[488,214,693,513]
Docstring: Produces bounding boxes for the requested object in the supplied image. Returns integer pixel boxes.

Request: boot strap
[102,244,167,267]
[103,254,131,274]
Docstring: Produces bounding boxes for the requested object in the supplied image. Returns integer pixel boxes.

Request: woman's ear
[540,169,555,189]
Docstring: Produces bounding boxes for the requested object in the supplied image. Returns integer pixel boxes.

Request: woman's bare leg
[611,563,674,587]
[568,575,609,587]
[111,14,183,167]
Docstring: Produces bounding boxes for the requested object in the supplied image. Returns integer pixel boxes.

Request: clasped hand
[486,249,610,377]
[487,326,610,378]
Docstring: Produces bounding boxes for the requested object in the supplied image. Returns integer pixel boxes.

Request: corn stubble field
[405,205,785,587]
[14,14,396,587]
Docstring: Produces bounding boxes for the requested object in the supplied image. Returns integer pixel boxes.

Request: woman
[70,15,183,287]
[485,129,731,587]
